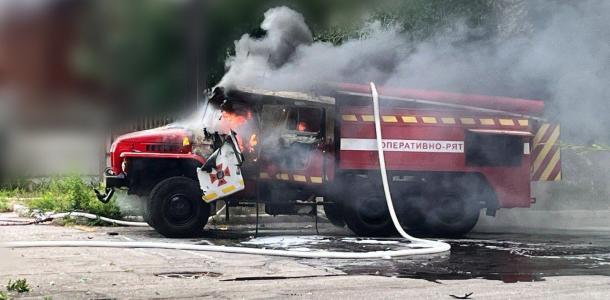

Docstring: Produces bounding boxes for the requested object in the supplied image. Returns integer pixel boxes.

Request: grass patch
[6,279,29,293]
[0,197,9,212]
[0,291,7,300]
[0,185,44,210]
[26,176,122,224]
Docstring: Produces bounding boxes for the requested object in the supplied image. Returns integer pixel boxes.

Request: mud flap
[197,132,245,202]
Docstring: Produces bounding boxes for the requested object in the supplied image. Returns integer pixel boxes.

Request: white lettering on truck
[340,138,464,153]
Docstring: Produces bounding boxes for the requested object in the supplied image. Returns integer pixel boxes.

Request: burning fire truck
[96,83,561,237]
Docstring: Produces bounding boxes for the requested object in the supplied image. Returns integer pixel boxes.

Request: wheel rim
[164,193,195,225]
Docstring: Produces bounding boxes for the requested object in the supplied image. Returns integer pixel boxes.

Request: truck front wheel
[148,176,210,238]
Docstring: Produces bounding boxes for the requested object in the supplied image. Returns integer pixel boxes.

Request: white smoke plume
[218,2,610,141]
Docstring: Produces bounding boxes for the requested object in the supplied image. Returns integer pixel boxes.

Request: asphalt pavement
[2,212,610,299]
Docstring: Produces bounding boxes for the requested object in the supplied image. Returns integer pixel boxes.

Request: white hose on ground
[48,212,149,227]
[1,239,446,259]
[0,83,450,258]
[38,204,228,227]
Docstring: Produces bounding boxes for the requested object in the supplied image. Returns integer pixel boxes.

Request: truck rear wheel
[148,176,210,238]
[323,200,345,227]
[417,183,480,236]
[343,176,396,237]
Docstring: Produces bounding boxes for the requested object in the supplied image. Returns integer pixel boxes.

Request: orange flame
[248,134,258,152]
[297,121,307,132]
[220,110,250,131]
[220,110,257,153]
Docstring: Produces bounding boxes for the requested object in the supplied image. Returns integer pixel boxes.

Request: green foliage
[6,279,29,293]
[74,0,191,114]
[0,197,9,212]
[73,0,497,112]
[28,176,122,223]
[0,291,7,300]
[0,187,31,212]
[0,187,38,199]
[372,0,494,35]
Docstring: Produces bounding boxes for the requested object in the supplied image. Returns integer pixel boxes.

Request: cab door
[259,105,325,185]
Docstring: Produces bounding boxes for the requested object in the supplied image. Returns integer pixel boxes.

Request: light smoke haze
[219,2,610,142]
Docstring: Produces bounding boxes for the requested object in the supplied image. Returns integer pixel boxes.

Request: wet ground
[302,232,610,283]
[100,217,610,284]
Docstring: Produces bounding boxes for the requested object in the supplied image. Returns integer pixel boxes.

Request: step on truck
[96,83,561,237]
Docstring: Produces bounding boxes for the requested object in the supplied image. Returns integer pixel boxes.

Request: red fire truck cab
[98,83,561,237]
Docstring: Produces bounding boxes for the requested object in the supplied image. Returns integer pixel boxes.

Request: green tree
[73,0,496,113]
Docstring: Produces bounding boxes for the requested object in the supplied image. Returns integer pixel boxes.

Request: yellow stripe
[293,175,307,182]
[534,123,550,145]
[280,173,289,180]
[221,185,236,194]
[382,116,398,122]
[499,119,515,126]
[533,126,560,172]
[259,172,269,179]
[342,115,357,121]
[401,116,417,123]
[422,117,437,124]
[310,177,323,183]
[539,150,560,181]
[518,119,529,126]
[480,118,495,126]
[554,171,562,181]
[239,179,245,186]
[441,117,456,124]
[361,115,374,122]
[460,118,475,125]
[203,193,218,201]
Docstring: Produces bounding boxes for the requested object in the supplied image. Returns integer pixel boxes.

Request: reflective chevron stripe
[532,123,562,181]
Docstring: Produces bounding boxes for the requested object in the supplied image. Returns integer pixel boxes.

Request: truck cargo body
[337,105,533,208]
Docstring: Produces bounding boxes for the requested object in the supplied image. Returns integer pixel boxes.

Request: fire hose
[0,205,228,227]
[0,82,450,258]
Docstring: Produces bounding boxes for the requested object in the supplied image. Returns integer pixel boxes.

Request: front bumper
[104,172,128,189]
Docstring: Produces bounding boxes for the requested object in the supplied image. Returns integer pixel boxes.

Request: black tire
[417,181,480,236]
[323,200,345,227]
[148,176,210,238]
[394,184,427,231]
[343,175,396,237]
